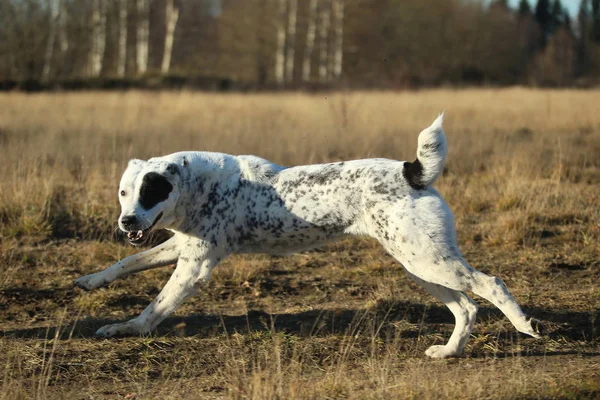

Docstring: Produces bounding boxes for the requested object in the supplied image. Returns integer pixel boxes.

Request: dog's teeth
[136,230,143,239]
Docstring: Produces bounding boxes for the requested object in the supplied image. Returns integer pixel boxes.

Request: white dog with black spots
[75,114,543,358]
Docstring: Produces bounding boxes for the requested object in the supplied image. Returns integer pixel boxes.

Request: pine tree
[550,0,564,33]
[518,0,532,17]
[579,0,592,37]
[535,0,552,46]
[563,12,572,33]
[578,0,592,75]
[592,0,600,43]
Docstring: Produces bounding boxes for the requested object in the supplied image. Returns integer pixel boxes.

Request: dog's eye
[120,190,126,196]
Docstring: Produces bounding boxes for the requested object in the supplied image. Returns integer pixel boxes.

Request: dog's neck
[169,152,241,234]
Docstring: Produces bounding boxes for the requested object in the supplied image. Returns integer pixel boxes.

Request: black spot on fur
[373,183,389,194]
[421,141,442,151]
[306,167,342,186]
[139,172,173,210]
[166,163,180,175]
[402,159,425,190]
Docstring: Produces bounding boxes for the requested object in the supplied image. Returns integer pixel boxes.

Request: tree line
[0,0,599,90]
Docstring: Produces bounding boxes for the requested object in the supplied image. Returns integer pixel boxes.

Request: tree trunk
[57,0,68,77]
[302,0,318,81]
[117,0,128,77]
[285,0,297,83]
[90,0,107,77]
[274,0,287,85]
[136,0,150,74]
[256,0,269,86]
[332,0,344,79]
[161,0,179,74]
[58,0,68,52]
[42,0,60,81]
[318,0,331,82]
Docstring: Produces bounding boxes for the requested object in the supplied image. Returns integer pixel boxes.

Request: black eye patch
[139,172,173,210]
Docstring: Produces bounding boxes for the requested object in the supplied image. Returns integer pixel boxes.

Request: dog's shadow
[2,300,599,358]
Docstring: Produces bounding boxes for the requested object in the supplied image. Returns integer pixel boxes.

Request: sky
[507,0,580,16]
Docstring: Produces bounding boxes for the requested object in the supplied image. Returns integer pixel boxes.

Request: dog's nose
[121,215,138,229]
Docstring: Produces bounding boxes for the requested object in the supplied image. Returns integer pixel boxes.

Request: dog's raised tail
[402,113,447,190]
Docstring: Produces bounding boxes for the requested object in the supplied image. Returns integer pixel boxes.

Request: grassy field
[0,88,599,399]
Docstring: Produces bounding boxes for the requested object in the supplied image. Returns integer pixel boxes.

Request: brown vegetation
[0,89,599,398]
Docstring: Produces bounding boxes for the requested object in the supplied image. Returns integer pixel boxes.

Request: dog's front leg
[95,240,226,337]
[75,237,180,291]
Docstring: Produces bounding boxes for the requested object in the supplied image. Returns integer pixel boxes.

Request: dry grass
[0,88,599,399]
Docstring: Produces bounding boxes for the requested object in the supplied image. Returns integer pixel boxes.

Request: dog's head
[118,159,181,245]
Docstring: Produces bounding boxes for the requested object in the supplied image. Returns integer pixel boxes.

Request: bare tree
[318,0,331,82]
[274,0,287,84]
[285,0,297,82]
[0,0,591,87]
[302,0,317,81]
[161,0,179,74]
[42,0,60,81]
[117,0,128,77]
[58,0,68,53]
[136,0,150,74]
[90,0,107,76]
[255,0,269,85]
[332,0,344,79]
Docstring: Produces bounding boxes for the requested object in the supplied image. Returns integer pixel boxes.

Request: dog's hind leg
[406,272,478,358]
[465,265,543,338]
[401,252,543,340]
[374,197,542,345]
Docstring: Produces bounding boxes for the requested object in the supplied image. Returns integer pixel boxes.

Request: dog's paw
[425,345,461,359]
[75,273,109,291]
[95,321,140,338]
[522,317,545,338]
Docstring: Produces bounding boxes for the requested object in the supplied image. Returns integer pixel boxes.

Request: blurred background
[0,0,598,90]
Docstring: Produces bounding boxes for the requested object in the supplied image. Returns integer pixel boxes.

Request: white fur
[417,112,447,186]
[75,115,541,358]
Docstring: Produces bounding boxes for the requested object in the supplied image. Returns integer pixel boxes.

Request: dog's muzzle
[125,212,163,245]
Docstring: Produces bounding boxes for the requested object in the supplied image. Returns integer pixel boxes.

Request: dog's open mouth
[126,212,163,245]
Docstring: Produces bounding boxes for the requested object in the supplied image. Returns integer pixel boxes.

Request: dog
[75,114,542,358]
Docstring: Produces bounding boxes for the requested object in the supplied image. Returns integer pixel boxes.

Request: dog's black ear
[139,172,173,210]
[166,163,180,176]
